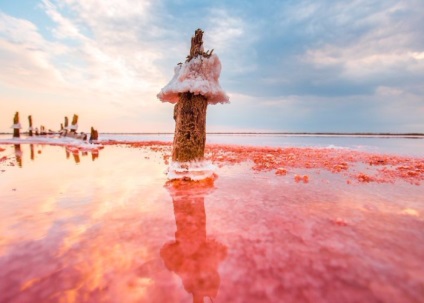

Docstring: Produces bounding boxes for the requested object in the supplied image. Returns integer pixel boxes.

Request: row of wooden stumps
[12,111,98,142]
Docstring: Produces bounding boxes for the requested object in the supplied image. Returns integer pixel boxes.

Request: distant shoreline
[2,132,423,138]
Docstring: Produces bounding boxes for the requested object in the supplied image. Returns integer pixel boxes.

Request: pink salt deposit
[157,54,229,105]
[0,141,423,303]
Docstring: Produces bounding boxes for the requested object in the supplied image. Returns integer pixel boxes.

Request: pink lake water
[0,134,424,303]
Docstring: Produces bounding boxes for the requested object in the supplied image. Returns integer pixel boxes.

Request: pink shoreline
[3,140,423,185]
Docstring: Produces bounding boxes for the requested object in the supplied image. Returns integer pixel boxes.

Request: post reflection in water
[92,150,99,161]
[14,144,22,167]
[30,144,34,161]
[64,147,100,163]
[161,178,227,303]
[72,151,80,164]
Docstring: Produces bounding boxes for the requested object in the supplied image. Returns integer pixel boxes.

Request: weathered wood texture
[171,29,214,163]
[186,28,213,62]
[172,92,208,162]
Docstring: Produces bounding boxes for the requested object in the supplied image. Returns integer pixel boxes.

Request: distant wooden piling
[13,112,20,138]
[28,115,33,136]
[70,114,78,134]
[89,127,99,143]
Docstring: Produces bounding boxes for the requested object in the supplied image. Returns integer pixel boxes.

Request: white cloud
[0,12,67,89]
[302,1,424,80]
[0,0,171,96]
[0,0,175,132]
[1,0,423,133]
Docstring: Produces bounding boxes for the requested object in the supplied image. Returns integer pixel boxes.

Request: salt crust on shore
[1,139,423,184]
[0,137,103,151]
[167,160,216,181]
[100,141,424,185]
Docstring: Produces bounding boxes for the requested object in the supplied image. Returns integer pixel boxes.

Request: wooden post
[28,115,33,136]
[172,29,210,163]
[89,127,99,143]
[63,116,69,136]
[13,112,20,138]
[158,28,229,179]
[172,93,208,162]
[70,114,78,134]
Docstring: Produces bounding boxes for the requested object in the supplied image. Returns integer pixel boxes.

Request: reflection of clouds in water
[0,146,175,302]
[0,143,423,302]
[0,214,175,303]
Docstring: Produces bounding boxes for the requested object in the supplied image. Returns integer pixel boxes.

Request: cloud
[298,0,424,92]
[0,0,423,132]
[0,0,178,132]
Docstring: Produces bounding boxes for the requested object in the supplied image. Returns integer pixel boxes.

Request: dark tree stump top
[186,28,214,62]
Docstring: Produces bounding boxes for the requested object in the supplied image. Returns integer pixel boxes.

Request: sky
[0,0,423,133]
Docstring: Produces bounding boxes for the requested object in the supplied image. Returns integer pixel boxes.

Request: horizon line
[1,131,423,137]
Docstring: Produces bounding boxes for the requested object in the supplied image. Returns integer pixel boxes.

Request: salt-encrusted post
[89,127,98,143]
[70,114,78,134]
[157,29,229,179]
[28,115,33,136]
[63,116,69,136]
[12,112,21,138]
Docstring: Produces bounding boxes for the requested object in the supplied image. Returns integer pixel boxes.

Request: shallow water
[0,140,423,303]
[100,133,424,157]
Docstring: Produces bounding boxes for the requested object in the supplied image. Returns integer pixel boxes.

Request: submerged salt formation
[157,29,229,179]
